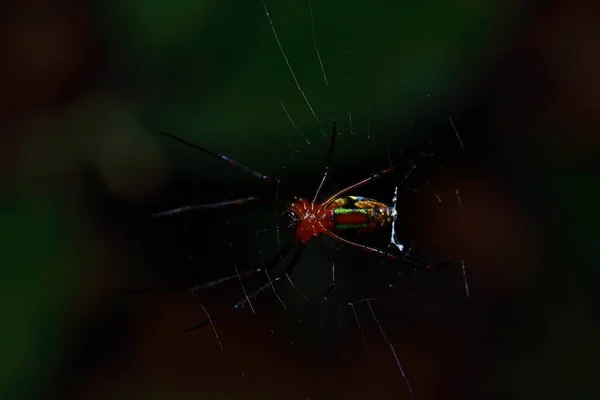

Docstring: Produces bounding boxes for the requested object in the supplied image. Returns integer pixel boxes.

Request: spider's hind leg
[184,243,304,332]
[400,252,469,298]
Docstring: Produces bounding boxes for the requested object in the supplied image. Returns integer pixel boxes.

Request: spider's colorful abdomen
[327,196,394,232]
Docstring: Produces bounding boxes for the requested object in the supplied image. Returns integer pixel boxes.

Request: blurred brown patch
[0,1,95,120]
[416,171,538,298]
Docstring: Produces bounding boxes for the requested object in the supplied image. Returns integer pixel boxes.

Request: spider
[146,120,455,331]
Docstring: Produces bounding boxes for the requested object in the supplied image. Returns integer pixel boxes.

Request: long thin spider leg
[184,277,282,332]
[325,230,400,260]
[402,254,459,270]
[257,243,304,308]
[121,268,268,294]
[258,246,288,311]
[400,254,468,294]
[283,243,304,276]
[323,152,430,207]
[149,196,263,218]
[312,119,337,204]
[323,165,396,206]
[328,232,458,275]
[256,230,305,293]
[278,244,305,297]
[124,242,295,295]
[283,245,309,301]
[184,244,304,332]
[317,237,337,300]
[121,286,192,294]
[158,131,278,184]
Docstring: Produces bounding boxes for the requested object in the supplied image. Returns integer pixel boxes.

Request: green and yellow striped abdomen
[326,196,394,232]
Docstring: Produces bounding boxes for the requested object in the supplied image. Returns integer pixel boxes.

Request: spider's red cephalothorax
[283,198,330,244]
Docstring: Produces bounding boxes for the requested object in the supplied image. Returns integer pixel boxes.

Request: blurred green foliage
[101,0,518,177]
[0,197,77,399]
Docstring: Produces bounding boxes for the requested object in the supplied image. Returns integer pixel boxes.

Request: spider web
[139,1,497,399]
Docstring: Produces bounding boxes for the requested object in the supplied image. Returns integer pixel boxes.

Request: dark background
[1,0,599,399]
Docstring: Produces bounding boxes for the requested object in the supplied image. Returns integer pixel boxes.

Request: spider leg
[401,255,469,297]
[325,231,465,297]
[121,286,191,294]
[123,242,294,294]
[327,230,459,270]
[121,267,271,294]
[183,243,303,332]
[317,236,337,300]
[325,231,461,269]
[322,150,435,207]
[323,165,397,206]
[158,131,277,184]
[325,230,400,260]
[281,243,305,276]
[149,196,264,218]
[184,278,281,332]
[401,251,460,270]
[312,119,337,204]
